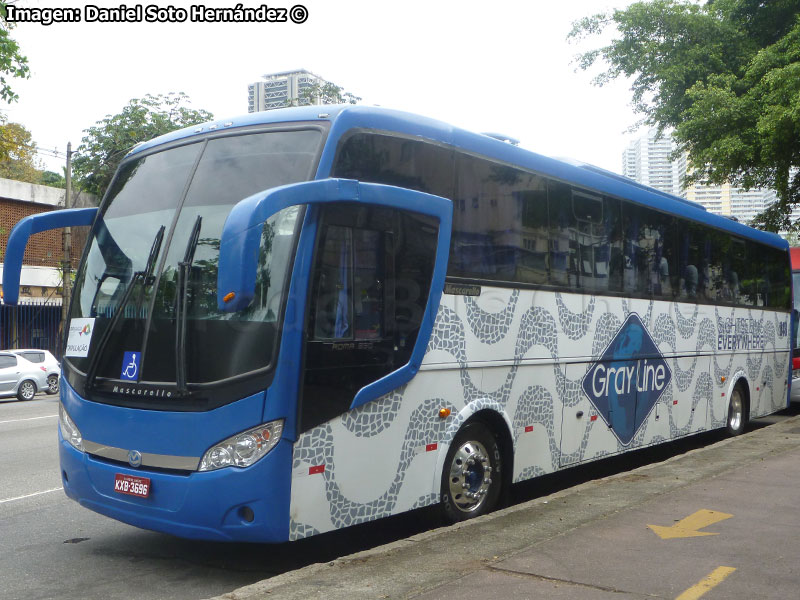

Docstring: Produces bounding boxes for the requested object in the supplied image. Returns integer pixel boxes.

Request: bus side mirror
[217,179,360,312]
[217,178,454,314]
[2,208,98,306]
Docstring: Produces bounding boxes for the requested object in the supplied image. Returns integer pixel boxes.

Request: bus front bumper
[59,430,292,543]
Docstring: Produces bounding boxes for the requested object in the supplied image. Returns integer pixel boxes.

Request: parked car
[7,349,60,394]
[0,351,49,401]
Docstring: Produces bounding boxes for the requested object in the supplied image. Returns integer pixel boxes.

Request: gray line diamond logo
[581,313,671,445]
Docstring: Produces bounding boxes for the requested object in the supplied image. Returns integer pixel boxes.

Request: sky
[2,0,639,175]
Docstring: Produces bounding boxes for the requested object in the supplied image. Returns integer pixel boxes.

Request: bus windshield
[67,127,324,402]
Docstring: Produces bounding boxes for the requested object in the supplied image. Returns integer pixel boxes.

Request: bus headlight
[59,403,84,452]
[198,420,284,471]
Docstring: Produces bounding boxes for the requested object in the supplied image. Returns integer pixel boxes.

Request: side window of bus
[678,223,708,301]
[311,225,388,340]
[519,183,550,284]
[302,203,439,432]
[605,196,624,293]
[764,246,791,309]
[547,181,577,286]
[450,154,549,285]
[734,241,758,306]
[716,236,748,305]
[332,132,455,199]
[746,242,769,307]
[622,204,678,300]
[573,189,612,292]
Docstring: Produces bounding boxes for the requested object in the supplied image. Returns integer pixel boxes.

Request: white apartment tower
[621,129,777,224]
[620,129,679,195]
[248,69,333,112]
[684,183,777,224]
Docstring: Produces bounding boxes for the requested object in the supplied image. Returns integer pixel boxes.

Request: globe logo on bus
[581,313,672,445]
[127,450,142,468]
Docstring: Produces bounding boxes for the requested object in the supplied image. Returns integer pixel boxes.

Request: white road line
[0,487,63,504]
[0,415,58,425]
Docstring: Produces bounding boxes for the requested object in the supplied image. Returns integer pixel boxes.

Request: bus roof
[129,105,788,251]
[556,158,708,212]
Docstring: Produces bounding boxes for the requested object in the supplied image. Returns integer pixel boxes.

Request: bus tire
[440,421,502,523]
[17,379,36,401]
[726,384,748,436]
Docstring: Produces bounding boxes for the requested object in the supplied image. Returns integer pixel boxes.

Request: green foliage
[72,92,213,200]
[291,81,361,107]
[0,122,67,187]
[0,121,43,183]
[0,1,30,103]
[571,0,800,231]
[40,170,65,188]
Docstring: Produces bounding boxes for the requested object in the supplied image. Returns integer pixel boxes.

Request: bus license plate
[114,473,151,498]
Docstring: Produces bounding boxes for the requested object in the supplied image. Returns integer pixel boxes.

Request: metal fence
[0,300,63,357]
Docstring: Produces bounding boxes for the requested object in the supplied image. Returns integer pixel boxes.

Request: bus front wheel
[440,421,502,523]
[726,384,748,436]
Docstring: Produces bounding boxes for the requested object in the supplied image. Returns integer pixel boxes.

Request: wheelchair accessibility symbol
[121,351,140,381]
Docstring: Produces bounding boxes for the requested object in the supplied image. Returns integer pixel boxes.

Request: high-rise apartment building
[621,129,777,224]
[683,183,778,225]
[620,128,678,195]
[248,69,335,112]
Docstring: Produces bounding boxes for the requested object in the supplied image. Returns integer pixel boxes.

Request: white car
[0,351,49,401]
[8,349,60,395]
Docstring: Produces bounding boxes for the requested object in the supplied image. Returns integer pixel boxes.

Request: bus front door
[216,178,453,434]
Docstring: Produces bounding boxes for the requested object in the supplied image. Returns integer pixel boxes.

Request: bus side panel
[289,369,461,539]
[746,310,791,418]
[288,287,792,539]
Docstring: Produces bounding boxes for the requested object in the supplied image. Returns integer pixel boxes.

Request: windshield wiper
[175,215,202,394]
[85,226,165,391]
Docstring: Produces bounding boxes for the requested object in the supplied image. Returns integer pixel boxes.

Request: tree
[292,81,361,107]
[570,0,800,231]
[72,93,213,199]
[0,1,30,103]
[40,170,65,188]
[0,121,43,183]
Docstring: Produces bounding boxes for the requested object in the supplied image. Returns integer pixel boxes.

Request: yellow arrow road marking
[648,509,733,540]
[675,566,737,600]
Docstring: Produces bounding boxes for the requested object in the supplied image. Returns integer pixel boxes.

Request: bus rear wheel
[726,384,748,436]
[440,421,502,523]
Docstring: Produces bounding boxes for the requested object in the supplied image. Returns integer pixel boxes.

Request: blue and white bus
[3,106,792,542]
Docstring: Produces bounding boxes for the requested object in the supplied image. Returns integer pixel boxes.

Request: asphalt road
[1,395,798,600]
[0,395,442,600]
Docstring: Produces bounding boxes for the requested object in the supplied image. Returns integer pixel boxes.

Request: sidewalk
[211,413,800,600]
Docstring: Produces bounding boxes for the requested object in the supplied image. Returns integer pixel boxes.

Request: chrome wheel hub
[729,390,743,431]
[448,440,493,513]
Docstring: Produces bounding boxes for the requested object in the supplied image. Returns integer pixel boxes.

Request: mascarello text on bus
[3,106,792,542]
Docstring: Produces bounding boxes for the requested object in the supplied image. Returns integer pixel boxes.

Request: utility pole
[61,142,72,325]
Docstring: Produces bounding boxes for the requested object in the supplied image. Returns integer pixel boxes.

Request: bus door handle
[576,411,584,418]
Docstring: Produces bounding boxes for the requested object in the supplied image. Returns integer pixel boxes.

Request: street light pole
[62,142,72,325]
